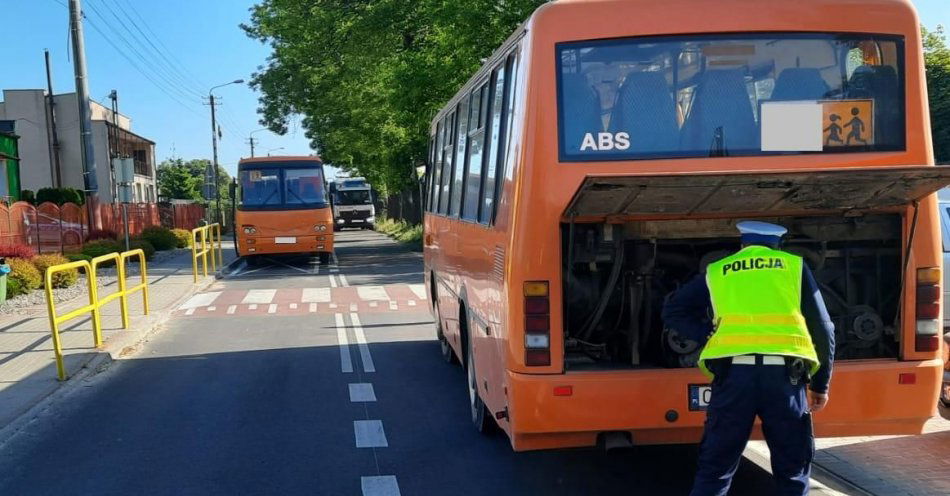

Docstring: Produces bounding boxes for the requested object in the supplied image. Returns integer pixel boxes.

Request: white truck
[331,178,375,230]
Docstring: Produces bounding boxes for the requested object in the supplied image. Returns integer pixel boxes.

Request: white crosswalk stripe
[242,289,276,304]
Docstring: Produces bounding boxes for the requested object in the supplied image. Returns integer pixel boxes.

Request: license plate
[689,384,712,411]
[275,237,296,244]
[351,219,363,223]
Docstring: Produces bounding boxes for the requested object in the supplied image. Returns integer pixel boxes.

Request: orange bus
[235,156,334,264]
[423,0,950,451]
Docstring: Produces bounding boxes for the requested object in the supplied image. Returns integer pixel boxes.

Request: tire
[466,322,491,434]
[435,302,456,364]
[319,252,330,265]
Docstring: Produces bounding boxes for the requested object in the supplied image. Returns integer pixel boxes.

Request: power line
[82,14,206,120]
[113,0,208,88]
[102,0,208,96]
[85,0,202,102]
[117,0,208,91]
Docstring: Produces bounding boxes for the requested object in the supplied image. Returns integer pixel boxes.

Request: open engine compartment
[561,214,902,370]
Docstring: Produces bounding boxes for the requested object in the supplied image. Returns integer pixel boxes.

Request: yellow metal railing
[44,248,151,381]
[191,223,222,283]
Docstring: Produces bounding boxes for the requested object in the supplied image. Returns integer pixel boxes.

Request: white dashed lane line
[361,476,401,496]
[227,305,236,315]
[330,275,339,288]
[242,289,276,304]
[339,274,350,287]
[354,420,388,448]
[350,313,376,373]
[349,383,377,402]
[336,313,354,373]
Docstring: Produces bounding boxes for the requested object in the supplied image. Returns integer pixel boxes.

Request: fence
[44,248,149,380]
[381,183,424,225]
[190,223,222,283]
[0,201,205,254]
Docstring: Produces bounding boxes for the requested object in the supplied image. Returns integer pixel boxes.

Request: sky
[2,0,949,179]
[1,0,321,178]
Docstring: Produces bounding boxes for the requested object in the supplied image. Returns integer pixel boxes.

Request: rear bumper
[238,234,334,256]
[505,359,941,452]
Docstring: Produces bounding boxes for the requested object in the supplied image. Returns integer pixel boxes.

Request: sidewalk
[747,415,950,495]
[0,243,236,437]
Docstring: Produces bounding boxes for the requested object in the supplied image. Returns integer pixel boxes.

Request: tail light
[524,281,550,366]
[915,267,941,352]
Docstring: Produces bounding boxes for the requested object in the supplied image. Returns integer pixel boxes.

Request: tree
[156,158,231,203]
[242,0,546,194]
[923,25,950,164]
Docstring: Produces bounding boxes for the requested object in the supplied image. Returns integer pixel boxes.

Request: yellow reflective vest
[699,245,820,378]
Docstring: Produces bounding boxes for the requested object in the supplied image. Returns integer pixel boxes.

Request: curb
[743,441,873,496]
[0,274,218,448]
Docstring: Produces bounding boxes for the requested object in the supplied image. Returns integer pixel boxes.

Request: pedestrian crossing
[176,284,428,317]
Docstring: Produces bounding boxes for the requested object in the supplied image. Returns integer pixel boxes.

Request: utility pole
[208,93,219,223]
[44,50,63,188]
[69,0,100,228]
[246,136,258,157]
[108,90,120,204]
[206,79,243,225]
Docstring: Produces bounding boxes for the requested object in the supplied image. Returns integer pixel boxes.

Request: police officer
[662,221,835,496]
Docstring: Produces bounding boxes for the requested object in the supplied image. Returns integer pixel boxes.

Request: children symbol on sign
[844,107,867,145]
[824,114,843,146]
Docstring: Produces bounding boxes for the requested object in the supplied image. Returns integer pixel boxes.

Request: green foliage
[65,253,93,263]
[20,190,35,205]
[32,254,78,288]
[35,187,84,206]
[243,0,545,193]
[7,257,41,292]
[6,277,25,299]
[140,226,179,251]
[375,217,423,248]
[129,238,156,261]
[171,228,192,248]
[157,158,232,203]
[924,25,950,164]
[82,239,122,260]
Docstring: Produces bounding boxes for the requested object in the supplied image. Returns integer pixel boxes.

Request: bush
[87,229,118,241]
[129,238,156,261]
[140,226,178,251]
[7,257,41,292]
[32,254,78,288]
[35,187,85,206]
[0,244,37,259]
[171,228,192,248]
[5,277,25,299]
[374,218,423,246]
[82,239,122,260]
[20,189,35,205]
[65,253,93,263]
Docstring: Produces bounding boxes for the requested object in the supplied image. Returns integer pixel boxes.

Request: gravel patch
[0,248,189,317]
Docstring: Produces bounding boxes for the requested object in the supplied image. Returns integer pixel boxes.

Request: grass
[375,217,423,249]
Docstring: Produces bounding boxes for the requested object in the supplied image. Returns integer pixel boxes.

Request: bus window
[284,168,326,206]
[556,33,904,161]
[479,64,506,224]
[240,169,281,207]
[439,111,455,215]
[463,83,489,221]
[451,98,470,217]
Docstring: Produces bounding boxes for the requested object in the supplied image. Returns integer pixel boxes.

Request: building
[0,120,21,202]
[0,89,157,203]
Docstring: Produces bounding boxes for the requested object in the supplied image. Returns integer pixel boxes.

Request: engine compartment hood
[565,166,950,218]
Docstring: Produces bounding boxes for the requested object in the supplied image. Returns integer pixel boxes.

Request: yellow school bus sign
[822,99,874,147]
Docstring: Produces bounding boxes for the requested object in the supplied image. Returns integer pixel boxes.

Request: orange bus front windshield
[239,162,328,210]
[556,33,905,161]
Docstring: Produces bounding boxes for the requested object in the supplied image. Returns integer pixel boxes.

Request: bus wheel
[466,329,490,434]
[319,252,330,265]
[435,303,456,364]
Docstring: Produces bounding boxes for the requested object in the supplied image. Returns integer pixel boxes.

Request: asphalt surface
[0,229,777,495]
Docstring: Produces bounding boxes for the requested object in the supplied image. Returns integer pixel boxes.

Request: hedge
[32,254,78,288]
[7,258,41,292]
[140,226,178,251]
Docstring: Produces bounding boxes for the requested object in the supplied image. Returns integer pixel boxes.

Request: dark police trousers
[689,357,814,496]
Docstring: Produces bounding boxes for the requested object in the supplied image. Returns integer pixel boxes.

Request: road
[0,230,777,495]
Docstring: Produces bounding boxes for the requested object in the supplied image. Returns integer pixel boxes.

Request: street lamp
[207,79,244,224]
[266,147,285,157]
[248,128,268,157]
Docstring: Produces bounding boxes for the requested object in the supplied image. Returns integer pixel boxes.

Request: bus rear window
[556,33,904,161]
